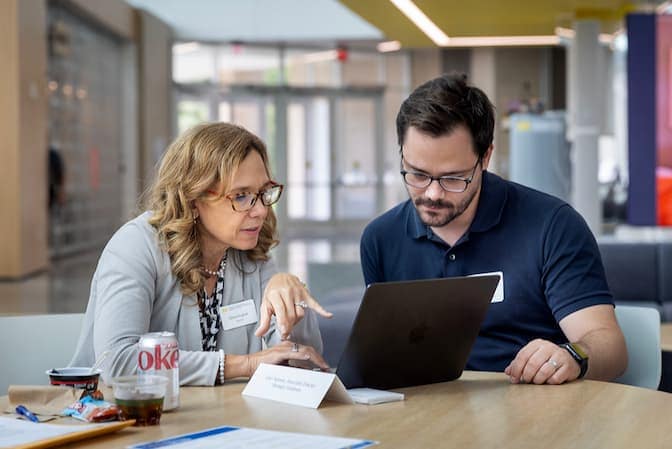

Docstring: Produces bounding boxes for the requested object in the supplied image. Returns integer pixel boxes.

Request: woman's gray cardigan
[70,212,323,385]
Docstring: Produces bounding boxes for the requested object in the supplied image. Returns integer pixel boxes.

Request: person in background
[360,73,627,385]
[71,122,331,385]
[48,146,66,210]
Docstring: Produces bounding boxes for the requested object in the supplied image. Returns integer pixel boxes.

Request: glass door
[286,96,331,221]
[281,88,384,226]
[218,94,276,168]
[178,86,384,227]
[333,97,379,220]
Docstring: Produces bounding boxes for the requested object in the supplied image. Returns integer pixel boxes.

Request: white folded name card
[242,363,353,408]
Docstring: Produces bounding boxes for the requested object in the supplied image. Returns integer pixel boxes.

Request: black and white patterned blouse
[197,255,227,352]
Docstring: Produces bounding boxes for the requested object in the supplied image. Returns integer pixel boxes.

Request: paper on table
[0,416,133,449]
[128,425,377,449]
[0,416,100,447]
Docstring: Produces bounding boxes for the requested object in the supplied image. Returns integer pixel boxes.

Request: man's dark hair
[396,73,495,159]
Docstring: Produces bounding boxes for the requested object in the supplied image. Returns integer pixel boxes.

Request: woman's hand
[244,341,331,377]
[255,273,332,339]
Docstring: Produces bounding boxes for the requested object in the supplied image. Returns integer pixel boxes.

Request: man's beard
[413,187,478,228]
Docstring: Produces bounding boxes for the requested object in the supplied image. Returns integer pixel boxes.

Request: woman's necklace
[201,253,227,278]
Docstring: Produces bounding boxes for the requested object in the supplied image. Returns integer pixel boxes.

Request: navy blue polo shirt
[360,171,613,372]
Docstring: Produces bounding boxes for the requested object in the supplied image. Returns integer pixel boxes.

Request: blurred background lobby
[1,0,671,318]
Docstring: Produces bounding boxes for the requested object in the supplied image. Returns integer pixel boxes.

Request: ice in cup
[111,375,168,426]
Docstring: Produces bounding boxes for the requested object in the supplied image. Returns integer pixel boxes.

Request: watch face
[569,343,588,360]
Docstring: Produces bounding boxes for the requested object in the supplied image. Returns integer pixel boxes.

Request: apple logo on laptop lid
[409,323,430,345]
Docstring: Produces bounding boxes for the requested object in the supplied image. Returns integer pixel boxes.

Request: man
[360,73,626,384]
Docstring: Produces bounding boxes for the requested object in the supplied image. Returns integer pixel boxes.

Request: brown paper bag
[6,385,80,416]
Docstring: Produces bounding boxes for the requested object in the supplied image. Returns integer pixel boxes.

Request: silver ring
[291,343,299,352]
[294,301,308,309]
[548,359,559,369]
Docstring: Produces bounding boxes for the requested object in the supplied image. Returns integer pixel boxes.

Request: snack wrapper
[63,395,121,422]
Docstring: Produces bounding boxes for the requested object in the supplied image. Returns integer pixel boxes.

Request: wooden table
[3,372,672,448]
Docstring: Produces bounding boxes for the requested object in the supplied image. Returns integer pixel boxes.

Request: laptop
[335,275,500,390]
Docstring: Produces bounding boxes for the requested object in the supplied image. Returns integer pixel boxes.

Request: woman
[70,122,331,385]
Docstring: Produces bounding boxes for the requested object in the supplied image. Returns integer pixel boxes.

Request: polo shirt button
[448,254,456,261]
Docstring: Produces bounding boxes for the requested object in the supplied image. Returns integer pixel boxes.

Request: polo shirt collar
[469,171,506,233]
[407,199,430,240]
[405,170,506,240]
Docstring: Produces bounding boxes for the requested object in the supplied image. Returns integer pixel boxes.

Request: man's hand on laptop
[504,338,581,385]
[255,273,333,340]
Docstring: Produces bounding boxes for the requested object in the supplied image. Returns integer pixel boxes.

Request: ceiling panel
[340,0,646,47]
[126,0,383,42]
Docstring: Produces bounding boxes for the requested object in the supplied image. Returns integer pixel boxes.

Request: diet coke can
[137,331,180,410]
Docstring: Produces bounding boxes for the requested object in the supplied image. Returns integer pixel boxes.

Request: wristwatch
[560,342,589,379]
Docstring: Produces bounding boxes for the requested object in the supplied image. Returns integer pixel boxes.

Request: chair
[0,313,84,395]
[317,286,364,367]
[307,262,364,300]
[613,305,661,389]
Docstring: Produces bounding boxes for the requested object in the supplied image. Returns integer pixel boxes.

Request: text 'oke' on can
[138,331,179,411]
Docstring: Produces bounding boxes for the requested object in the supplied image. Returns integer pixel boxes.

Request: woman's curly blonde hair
[143,122,279,295]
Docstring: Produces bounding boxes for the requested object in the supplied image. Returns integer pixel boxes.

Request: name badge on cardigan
[220,299,258,330]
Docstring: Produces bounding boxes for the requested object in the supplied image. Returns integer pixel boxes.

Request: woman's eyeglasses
[207,182,284,212]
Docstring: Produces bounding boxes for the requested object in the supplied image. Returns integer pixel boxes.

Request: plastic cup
[111,375,168,426]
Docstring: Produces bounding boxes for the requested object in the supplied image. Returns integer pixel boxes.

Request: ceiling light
[555,27,575,39]
[444,35,560,47]
[377,40,402,52]
[290,50,339,64]
[554,27,621,46]
[389,0,450,46]
[613,32,627,52]
[657,1,672,14]
[173,42,200,55]
[598,34,615,45]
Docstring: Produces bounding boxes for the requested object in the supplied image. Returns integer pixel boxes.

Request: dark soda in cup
[111,375,167,426]
[116,397,164,426]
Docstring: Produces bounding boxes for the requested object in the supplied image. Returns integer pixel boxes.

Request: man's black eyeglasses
[400,158,481,193]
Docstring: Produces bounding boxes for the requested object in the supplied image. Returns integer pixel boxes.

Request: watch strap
[561,343,588,379]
